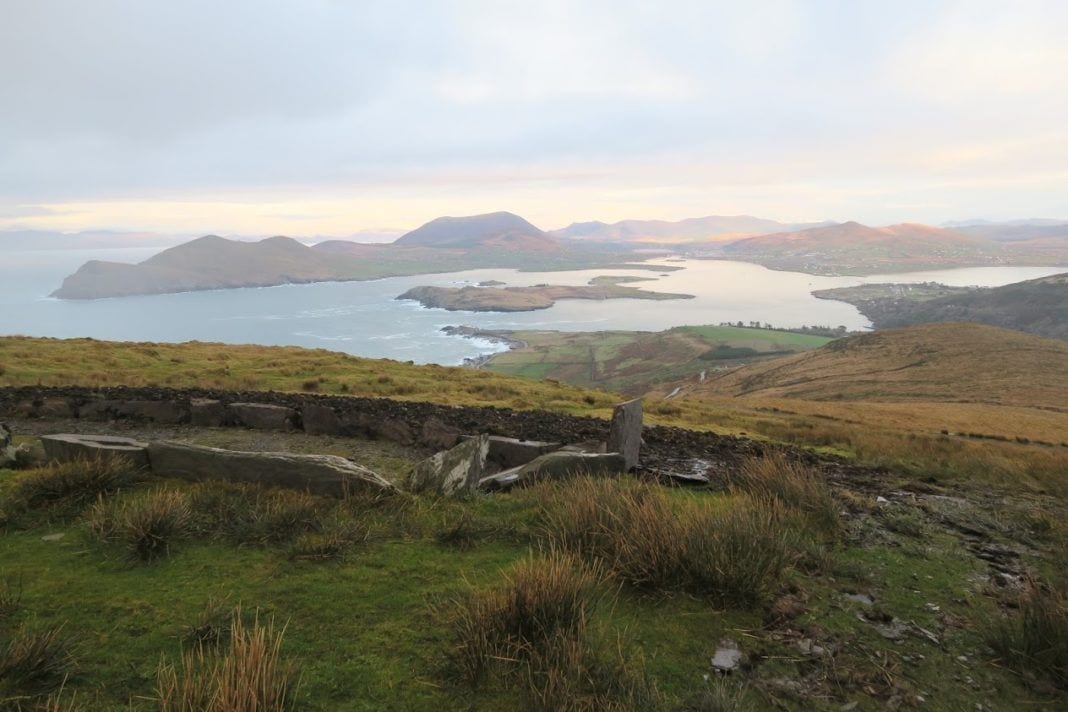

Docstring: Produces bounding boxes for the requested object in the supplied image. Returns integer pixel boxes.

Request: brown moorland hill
[686,323,1068,410]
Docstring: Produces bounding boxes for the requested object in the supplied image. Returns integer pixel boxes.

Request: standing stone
[302,403,341,436]
[228,402,297,430]
[190,398,228,427]
[407,434,489,498]
[607,398,642,470]
[1,423,17,468]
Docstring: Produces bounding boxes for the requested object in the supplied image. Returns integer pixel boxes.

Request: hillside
[51,236,355,299]
[552,215,818,243]
[682,323,1068,409]
[718,221,998,274]
[394,211,559,251]
[814,273,1068,340]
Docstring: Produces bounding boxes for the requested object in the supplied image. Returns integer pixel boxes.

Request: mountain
[51,235,349,299]
[394,211,559,251]
[718,221,998,274]
[819,273,1068,340]
[551,215,823,243]
[683,323,1068,410]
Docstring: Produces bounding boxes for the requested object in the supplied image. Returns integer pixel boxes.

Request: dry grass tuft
[728,454,840,534]
[7,455,140,520]
[0,625,74,696]
[87,488,193,561]
[534,476,798,607]
[156,607,299,712]
[987,581,1068,690]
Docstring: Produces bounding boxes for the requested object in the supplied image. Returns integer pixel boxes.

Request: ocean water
[0,247,1063,365]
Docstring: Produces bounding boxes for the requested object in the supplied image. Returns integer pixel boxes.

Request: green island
[397,276,693,312]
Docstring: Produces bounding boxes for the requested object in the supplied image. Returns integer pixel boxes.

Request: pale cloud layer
[1,0,1065,234]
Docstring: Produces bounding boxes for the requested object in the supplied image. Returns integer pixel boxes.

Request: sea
[0,246,1063,365]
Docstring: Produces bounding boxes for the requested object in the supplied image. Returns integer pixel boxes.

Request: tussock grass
[0,625,74,696]
[156,608,299,712]
[287,517,368,561]
[445,551,658,710]
[6,456,140,521]
[727,454,840,535]
[534,477,798,607]
[87,488,193,561]
[987,582,1068,690]
[186,482,327,546]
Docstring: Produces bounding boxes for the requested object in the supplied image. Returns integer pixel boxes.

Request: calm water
[0,247,1063,365]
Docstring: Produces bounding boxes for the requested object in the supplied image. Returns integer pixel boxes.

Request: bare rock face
[608,398,642,470]
[190,398,228,427]
[479,450,626,491]
[40,433,151,469]
[146,441,394,497]
[228,402,297,430]
[407,434,489,498]
[302,403,341,436]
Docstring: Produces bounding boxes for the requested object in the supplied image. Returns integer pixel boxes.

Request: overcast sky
[1,0,1066,235]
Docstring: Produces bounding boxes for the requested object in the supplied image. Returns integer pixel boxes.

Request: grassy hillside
[814,273,1068,341]
[0,336,620,417]
[688,323,1068,408]
[480,325,831,394]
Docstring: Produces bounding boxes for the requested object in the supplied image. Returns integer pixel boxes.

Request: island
[396,276,694,312]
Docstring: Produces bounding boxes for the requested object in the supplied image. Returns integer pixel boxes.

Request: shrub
[87,488,193,561]
[156,608,299,712]
[7,455,139,520]
[0,625,74,695]
[987,582,1067,689]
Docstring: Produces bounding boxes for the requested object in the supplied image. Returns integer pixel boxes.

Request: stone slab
[40,433,150,469]
[608,398,642,470]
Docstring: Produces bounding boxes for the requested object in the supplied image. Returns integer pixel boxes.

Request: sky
[1,0,1066,236]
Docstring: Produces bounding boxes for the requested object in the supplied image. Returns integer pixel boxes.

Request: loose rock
[408,434,489,497]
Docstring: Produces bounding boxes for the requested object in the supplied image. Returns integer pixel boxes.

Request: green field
[481,325,833,395]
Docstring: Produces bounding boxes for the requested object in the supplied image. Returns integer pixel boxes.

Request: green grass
[2,458,1063,710]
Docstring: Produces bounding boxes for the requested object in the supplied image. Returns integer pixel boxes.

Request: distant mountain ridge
[551,215,829,243]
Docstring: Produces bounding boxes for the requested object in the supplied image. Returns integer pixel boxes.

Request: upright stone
[407,434,489,498]
[1,423,17,468]
[607,398,642,470]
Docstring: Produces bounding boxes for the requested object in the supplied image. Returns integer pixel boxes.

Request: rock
[486,436,560,469]
[113,400,188,424]
[711,638,744,673]
[844,592,874,606]
[76,398,117,420]
[420,417,461,450]
[479,451,627,491]
[302,403,341,436]
[146,441,395,497]
[1,423,17,468]
[408,434,489,497]
[558,440,607,454]
[607,398,642,470]
[36,398,75,419]
[229,402,297,430]
[190,398,228,427]
[40,433,151,469]
[374,418,414,445]
[41,533,65,542]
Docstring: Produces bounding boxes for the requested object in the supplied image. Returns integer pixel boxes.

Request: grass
[0,335,621,416]
[156,607,299,711]
[87,488,194,561]
[987,581,1068,690]
[3,455,141,524]
[0,625,74,697]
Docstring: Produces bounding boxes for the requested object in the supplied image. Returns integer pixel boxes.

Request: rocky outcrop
[40,433,151,469]
[407,435,489,498]
[608,398,642,470]
[146,441,394,496]
[479,451,626,491]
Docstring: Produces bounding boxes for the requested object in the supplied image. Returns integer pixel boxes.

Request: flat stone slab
[408,434,489,498]
[486,436,561,469]
[228,402,297,430]
[147,441,395,497]
[479,450,627,492]
[40,433,150,469]
[608,398,642,470]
